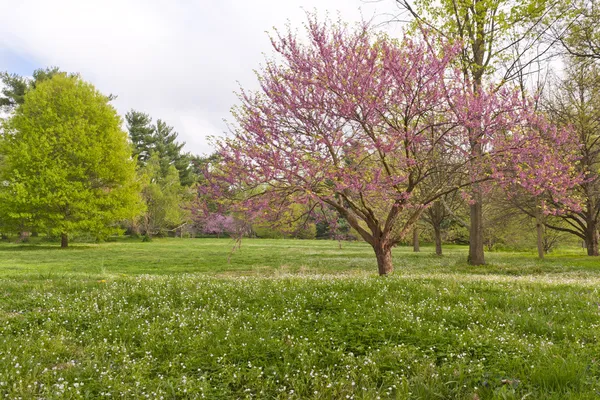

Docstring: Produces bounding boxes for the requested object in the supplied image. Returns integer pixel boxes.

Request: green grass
[1,238,599,399]
[0,238,597,277]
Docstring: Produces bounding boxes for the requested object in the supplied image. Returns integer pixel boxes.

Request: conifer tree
[126,110,194,185]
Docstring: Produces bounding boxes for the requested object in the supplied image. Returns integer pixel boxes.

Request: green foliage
[31,66,63,87]
[253,222,317,239]
[0,74,143,244]
[559,0,600,59]
[0,72,28,111]
[190,153,220,184]
[252,203,317,239]
[252,224,285,239]
[125,110,154,166]
[404,0,555,83]
[125,111,196,236]
[154,119,193,185]
[126,110,194,186]
[0,239,599,398]
[138,153,190,237]
[0,67,63,112]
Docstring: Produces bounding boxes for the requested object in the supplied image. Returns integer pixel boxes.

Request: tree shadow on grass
[0,244,97,251]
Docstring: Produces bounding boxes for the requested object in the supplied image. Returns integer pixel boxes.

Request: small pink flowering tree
[208,17,579,275]
[201,213,235,238]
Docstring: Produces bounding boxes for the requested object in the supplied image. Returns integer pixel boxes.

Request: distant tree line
[0,70,329,246]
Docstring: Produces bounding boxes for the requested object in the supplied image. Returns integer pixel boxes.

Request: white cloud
[0,0,401,155]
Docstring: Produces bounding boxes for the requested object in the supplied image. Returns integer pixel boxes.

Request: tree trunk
[536,209,544,259]
[412,227,420,252]
[433,224,442,256]
[468,63,485,265]
[373,243,393,276]
[143,214,151,237]
[468,189,485,265]
[61,233,68,248]
[585,223,599,256]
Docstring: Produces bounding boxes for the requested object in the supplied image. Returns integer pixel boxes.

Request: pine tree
[0,67,62,112]
[125,110,194,185]
[126,110,155,166]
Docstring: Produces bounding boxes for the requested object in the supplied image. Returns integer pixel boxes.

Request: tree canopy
[205,18,580,274]
[0,73,143,247]
[394,0,567,265]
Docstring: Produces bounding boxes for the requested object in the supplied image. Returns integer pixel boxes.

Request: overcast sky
[0,0,403,156]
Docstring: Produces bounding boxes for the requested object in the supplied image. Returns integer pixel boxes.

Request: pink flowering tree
[206,17,580,275]
[187,193,247,238]
[200,213,235,237]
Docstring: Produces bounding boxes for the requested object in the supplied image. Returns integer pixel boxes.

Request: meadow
[0,238,599,399]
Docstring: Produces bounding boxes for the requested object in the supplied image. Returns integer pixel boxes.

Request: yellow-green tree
[0,74,143,247]
[138,152,190,237]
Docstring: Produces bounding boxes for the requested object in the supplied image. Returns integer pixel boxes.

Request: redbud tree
[207,18,579,275]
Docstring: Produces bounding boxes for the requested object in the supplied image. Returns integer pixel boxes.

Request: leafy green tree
[541,59,600,255]
[139,153,189,237]
[0,73,143,247]
[558,0,600,59]
[125,110,194,186]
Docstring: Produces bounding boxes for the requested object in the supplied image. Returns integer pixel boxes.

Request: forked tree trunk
[373,243,393,276]
[433,224,442,256]
[412,227,420,252]
[61,233,68,248]
[468,189,485,265]
[536,207,545,259]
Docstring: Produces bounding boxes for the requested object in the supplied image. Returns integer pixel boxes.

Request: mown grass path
[1,239,599,399]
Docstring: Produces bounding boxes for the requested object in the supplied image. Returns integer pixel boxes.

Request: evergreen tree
[125,110,194,186]
[0,67,62,112]
[125,110,155,166]
[153,119,193,185]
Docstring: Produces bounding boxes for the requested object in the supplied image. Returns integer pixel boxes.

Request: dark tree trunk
[412,227,420,252]
[433,224,442,256]
[61,233,68,248]
[468,65,485,265]
[468,189,485,265]
[585,222,599,256]
[536,209,544,259]
[373,242,393,276]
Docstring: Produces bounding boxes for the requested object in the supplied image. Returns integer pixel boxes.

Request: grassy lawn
[1,238,599,399]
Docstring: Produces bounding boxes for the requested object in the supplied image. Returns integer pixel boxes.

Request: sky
[0,0,403,156]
